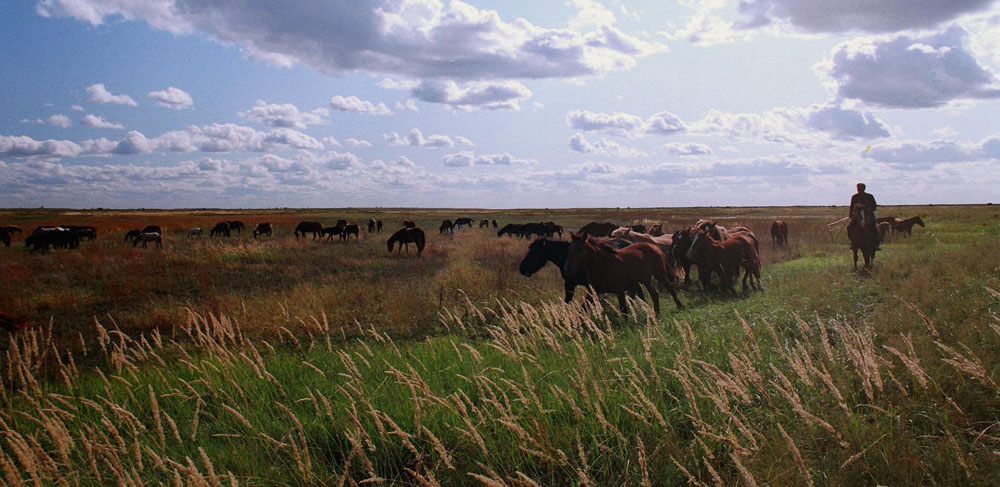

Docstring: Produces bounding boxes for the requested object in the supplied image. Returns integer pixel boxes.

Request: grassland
[0,205,998,486]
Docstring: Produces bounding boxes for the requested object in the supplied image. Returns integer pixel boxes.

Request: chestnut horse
[578,221,618,238]
[210,222,231,238]
[519,237,632,303]
[564,233,683,317]
[687,230,762,295]
[848,204,879,270]
[770,220,788,247]
[388,227,425,257]
[341,223,360,241]
[295,221,324,241]
[892,216,925,237]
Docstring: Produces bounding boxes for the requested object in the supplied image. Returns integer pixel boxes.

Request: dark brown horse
[387,227,425,257]
[440,219,454,235]
[892,216,925,237]
[403,220,416,229]
[368,218,377,233]
[848,204,879,270]
[577,221,618,237]
[141,225,162,235]
[253,222,272,238]
[124,229,142,242]
[518,237,632,303]
[377,220,383,233]
[341,223,360,241]
[210,222,231,238]
[564,233,683,316]
[226,221,245,235]
[770,220,788,247]
[295,221,324,241]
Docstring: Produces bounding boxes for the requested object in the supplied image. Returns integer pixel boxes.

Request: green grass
[1,206,998,485]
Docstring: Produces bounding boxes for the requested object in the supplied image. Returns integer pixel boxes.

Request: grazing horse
[210,222,231,238]
[578,221,618,238]
[877,221,892,241]
[440,219,454,235]
[368,218,377,233]
[341,223,360,241]
[0,312,29,333]
[377,220,383,233]
[848,204,879,270]
[387,227,426,257]
[124,229,142,242]
[686,231,762,295]
[454,217,475,229]
[519,237,631,303]
[226,221,245,235]
[141,225,162,235]
[892,216,925,237]
[491,219,498,229]
[188,228,202,239]
[480,218,490,228]
[133,232,162,248]
[770,220,788,247]
[1,225,22,235]
[60,225,97,241]
[497,223,524,238]
[563,233,683,316]
[295,221,324,241]
[26,228,79,251]
[324,220,348,241]
[403,220,416,229]
[253,222,272,238]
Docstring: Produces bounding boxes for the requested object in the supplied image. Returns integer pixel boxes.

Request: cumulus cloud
[240,101,328,129]
[864,135,1000,166]
[329,95,392,115]
[112,131,153,154]
[0,135,84,158]
[345,138,372,147]
[86,83,137,106]
[818,26,1000,108]
[567,110,647,136]
[147,86,194,109]
[662,142,713,155]
[410,80,532,110]
[81,114,124,129]
[37,1,655,83]
[736,0,995,34]
[442,150,533,167]
[802,104,890,139]
[568,133,648,158]
[384,128,471,148]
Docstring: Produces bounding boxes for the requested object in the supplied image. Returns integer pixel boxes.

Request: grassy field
[0,205,998,485]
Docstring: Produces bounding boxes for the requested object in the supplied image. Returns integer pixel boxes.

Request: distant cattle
[253,222,272,238]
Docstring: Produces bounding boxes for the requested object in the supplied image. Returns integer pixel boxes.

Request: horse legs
[654,273,684,310]
[641,279,660,317]
[853,247,859,271]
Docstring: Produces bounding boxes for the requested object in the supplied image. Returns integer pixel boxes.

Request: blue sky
[2,0,999,208]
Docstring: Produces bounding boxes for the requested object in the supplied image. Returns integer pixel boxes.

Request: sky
[1,0,999,208]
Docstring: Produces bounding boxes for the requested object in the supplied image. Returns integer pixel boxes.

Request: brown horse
[892,216,925,237]
[341,223,360,241]
[877,221,892,241]
[578,221,618,237]
[687,230,762,295]
[564,233,683,317]
[295,221,324,241]
[368,218,377,233]
[253,222,272,238]
[210,222,231,238]
[848,204,879,270]
[226,221,245,235]
[770,220,788,247]
[388,227,426,257]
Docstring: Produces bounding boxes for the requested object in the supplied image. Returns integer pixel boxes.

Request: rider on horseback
[849,183,881,250]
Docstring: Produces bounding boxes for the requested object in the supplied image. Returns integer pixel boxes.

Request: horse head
[916,217,926,227]
[686,230,711,263]
[563,232,592,277]
[519,238,551,277]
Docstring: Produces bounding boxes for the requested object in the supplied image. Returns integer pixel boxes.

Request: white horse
[134,232,162,248]
[188,228,202,239]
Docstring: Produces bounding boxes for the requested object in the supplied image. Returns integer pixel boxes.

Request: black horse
[518,237,631,303]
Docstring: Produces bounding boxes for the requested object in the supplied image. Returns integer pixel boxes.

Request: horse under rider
[848,182,881,250]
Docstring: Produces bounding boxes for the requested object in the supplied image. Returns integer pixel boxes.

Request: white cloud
[568,133,648,158]
[864,135,1000,166]
[345,138,373,147]
[240,101,328,129]
[410,80,532,110]
[112,131,153,154]
[147,86,194,109]
[21,114,72,128]
[384,128,471,148]
[329,95,392,115]
[70,105,84,111]
[662,142,713,156]
[568,0,617,30]
[736,0,995,34]
[567,110,647,136]
[442,150,533,167]
[0,135,84,158]
[81,114,124,129]
[86,83,137,106]
[818,26,1000,108]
